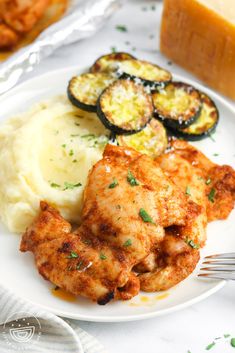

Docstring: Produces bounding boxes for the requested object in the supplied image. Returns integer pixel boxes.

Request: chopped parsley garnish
[127,169,139,186]
[62,144,66,148]
[197,176,204,181]
[206,178,212,185]
[141,5,155,11]
[63,182,82,190]
[208,188,216,202]
[88,135,108,148]
[139,208,155,224]
[72,159,77,163]
[213,153,219,156]
[75,122,80,126]
[185,237,199,249]
[206,342,216,350]
[50,182,60,188]
[224,334,231,338]
[81,133,96,139]
[111,46,117,53]
[116,205,121,209]
[185,186,191,196]
[71,134,80,137]
[82,238,92,246]
[231,338,235,348]
[100,253,107,260]
[116,25,127,32]
[76,261,83,270]
[108,178,118,189]
[50,181,81,190]
[123,239,132,247]
[98,137,109,146]
[69,149,74,156]
[67,251,79,259]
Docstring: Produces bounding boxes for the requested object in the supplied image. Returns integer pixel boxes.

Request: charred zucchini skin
[90,52,136,73]
[67,73,115,112]
[117,60,172,89]
[119,73,171,90]
[97,79,154,135]
[152,82,202,129]
[172,92,219,141]
[169,122,218,141]
[116,119,168,158]
[67,85,96,112]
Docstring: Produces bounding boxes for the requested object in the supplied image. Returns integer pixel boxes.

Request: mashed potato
[0,95,109,233]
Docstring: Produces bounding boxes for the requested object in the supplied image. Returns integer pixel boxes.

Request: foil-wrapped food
[0,0,121,94]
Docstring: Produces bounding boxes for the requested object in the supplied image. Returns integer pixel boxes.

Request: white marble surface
[6,1,235,352]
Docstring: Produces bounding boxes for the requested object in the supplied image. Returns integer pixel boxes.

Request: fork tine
[205,253,235,259]
[200,266,235,272]
[199,253,235,281]
[202,261,235,266]
[198,273,235,280]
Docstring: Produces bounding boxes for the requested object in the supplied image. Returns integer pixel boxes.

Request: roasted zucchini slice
[97,79,154,134]
[116,119,168,158]
[152,82,202,129]
[174,92,219,141]
[90,52,136,73]
[117,59,172,89]
[68,73,115,112]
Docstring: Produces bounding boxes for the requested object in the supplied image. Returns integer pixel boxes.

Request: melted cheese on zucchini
[182,95,218,134]
[69,73,115,106]
[100,80,153,130]
[153,83,201,121]
[91,52,135,73]
[119,60,171,82]
[118,119,167,158]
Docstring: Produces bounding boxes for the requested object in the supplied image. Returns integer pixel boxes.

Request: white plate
[0,67,234,322]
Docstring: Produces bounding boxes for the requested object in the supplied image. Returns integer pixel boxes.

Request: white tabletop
[17,1,235,352]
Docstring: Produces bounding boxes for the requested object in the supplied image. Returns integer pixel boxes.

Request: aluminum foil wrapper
[0,0,121,95]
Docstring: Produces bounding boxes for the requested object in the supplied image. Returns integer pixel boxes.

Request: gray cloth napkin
[0,286,107,353]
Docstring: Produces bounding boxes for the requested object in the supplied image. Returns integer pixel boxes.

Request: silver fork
[198,253,235,280]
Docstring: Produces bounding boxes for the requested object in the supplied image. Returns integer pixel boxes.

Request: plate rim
[0,65,234,322]
[0,281,225,322]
